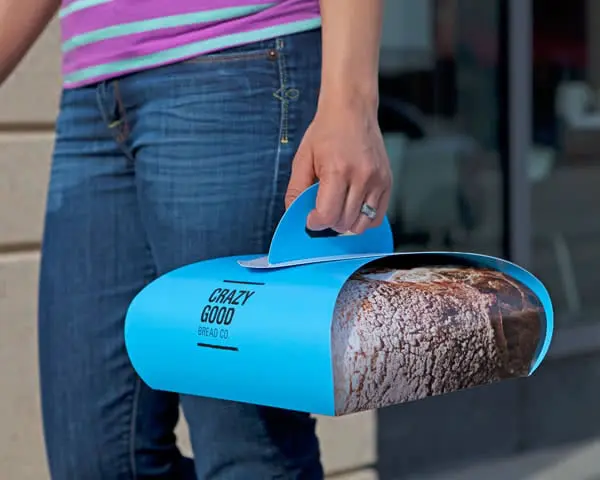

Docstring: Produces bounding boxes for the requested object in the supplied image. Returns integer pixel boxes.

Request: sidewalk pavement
[406,439,600,480]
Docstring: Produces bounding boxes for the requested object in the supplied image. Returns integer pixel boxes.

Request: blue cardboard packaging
[125,184,553,416]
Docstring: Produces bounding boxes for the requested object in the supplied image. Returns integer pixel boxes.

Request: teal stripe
[59,0,112,19]
[64,17,322,86]
[62,4,275,53]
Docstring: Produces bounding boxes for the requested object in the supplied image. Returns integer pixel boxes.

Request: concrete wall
[0,21,377,480]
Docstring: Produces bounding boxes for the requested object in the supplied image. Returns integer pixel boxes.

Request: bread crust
[331,265,543,415]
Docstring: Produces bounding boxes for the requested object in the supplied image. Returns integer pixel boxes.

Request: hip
[49,29,322,246]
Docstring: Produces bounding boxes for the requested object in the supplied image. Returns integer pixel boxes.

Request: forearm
[318,0,383,113]
[0,0,60,86]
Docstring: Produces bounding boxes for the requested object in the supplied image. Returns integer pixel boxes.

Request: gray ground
[376,162,600,479]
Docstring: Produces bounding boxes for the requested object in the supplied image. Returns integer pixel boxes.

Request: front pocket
[183,40,279,64]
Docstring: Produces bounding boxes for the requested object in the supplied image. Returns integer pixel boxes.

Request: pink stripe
[62,16,320,88]
[62,4,318,73]
[60,0,276,41]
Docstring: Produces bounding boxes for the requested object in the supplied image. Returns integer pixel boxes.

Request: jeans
[38,30,323,480]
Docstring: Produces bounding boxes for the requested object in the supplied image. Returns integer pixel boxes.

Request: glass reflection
[531,0,600,326]
[379,0,504,257]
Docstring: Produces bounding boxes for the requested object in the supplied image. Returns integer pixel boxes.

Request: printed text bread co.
[198,282,259,344]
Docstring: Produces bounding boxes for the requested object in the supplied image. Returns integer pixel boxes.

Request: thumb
[285,144,315,210]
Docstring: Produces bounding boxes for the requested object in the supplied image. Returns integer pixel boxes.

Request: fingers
[308,162,391,233]
[371,187,391,227]
[350,188,385,234]
[307,176,349,231]
[337,182,369,233]
[286,121,392,234]
[284,143,316,210]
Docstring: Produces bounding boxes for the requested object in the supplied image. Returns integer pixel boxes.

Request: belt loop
[112,80,130,142]
[96,81,113,127]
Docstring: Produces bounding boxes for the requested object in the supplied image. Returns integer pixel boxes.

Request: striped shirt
[59,0,322,88]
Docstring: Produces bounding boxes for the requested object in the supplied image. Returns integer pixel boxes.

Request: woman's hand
[285,99,392,234]
[284,0,390,235]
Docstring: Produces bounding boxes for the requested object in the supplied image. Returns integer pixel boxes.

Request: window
[530,0,600,328]
[380,0,505,258]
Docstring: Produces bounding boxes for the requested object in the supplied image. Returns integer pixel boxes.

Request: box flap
[239,183,395,269]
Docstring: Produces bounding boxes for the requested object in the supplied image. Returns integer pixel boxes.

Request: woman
[1,0,391,478]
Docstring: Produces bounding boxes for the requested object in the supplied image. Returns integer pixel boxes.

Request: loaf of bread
[331,265,543,415]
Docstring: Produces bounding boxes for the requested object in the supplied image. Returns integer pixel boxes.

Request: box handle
[267,183,394,265]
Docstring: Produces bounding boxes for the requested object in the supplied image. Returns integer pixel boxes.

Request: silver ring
[360,202,377,220]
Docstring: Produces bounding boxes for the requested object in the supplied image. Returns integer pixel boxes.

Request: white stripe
[59,0,113,19]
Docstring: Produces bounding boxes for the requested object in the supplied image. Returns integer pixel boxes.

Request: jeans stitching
[128,375,142,479]
[127,211,157,479]
[273,38,289,145]
[95,81,111,128]
[95,80,135,163]
[184,50,272,64]
[266,38,287,234]
[112,81,135,162]
[113,81,130,141]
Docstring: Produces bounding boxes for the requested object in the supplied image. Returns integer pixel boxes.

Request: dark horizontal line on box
[222,279,265,286]
[197,342,239,352]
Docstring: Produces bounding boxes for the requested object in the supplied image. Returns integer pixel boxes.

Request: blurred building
[1,0,599,479]
[376,0,600,478]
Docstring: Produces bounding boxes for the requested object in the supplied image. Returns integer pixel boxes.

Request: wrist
[317,79,379,117]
